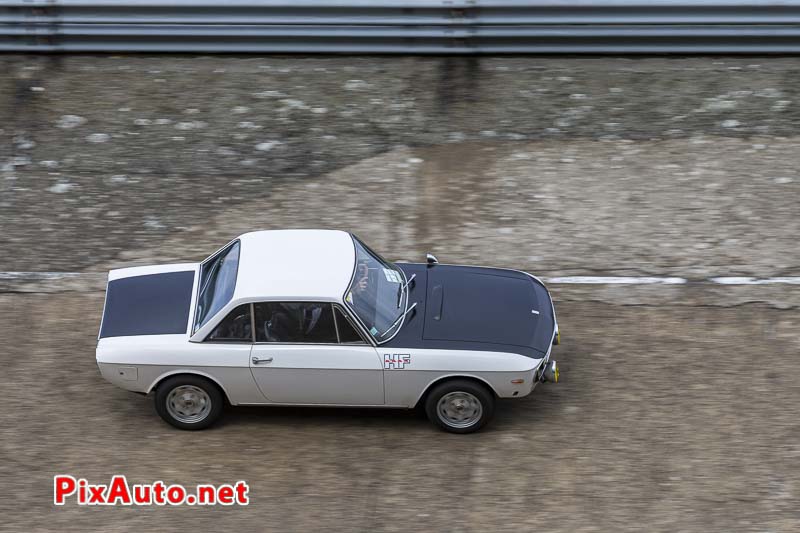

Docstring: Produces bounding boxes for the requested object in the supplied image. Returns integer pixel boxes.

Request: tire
[155,375,224,430]
[424,379,495,434]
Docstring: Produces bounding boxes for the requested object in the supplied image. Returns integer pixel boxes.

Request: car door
[196,303,266,405]
[249,302,384,405]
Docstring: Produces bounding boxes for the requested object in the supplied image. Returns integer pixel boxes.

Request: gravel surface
[1,294,798,532]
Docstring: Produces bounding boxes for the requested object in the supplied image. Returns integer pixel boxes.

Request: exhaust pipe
[539,360,559,383]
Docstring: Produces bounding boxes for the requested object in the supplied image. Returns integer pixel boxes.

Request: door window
[254,302,338,343]
[205,304,252,342]
[334,306,366,344]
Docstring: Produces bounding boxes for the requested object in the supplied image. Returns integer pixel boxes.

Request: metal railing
[3,1,800,53]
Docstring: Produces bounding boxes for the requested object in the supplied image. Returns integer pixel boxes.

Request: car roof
[232,229,356,302]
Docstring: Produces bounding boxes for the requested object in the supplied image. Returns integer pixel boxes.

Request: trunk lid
[99,263,197,339]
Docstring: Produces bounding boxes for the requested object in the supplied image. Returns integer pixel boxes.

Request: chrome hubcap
[436,391,483,429]
[166,385,211,424]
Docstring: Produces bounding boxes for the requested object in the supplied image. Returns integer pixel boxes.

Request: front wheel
[155,375,224,430]
[424,379,495,434]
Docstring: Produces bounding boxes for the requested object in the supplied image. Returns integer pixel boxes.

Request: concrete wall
[2,56,799,277]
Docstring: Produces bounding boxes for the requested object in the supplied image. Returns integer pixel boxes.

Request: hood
[99,263,198,339]
[387,263,554,358]
[424,265,554,353]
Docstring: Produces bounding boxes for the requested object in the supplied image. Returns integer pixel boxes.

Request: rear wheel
[424,379,495,434]
[155,375,223,430]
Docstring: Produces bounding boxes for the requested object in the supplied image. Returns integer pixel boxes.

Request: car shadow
[215,398,549,434]
[220,404,426,430]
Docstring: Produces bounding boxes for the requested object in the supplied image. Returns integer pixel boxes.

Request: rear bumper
[97,362,147,393]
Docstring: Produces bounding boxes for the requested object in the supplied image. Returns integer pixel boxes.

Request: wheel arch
[147,370,232,404]
[413,373,498,408]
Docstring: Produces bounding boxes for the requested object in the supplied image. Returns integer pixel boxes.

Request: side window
[254,302,337,343]
[205,304,252,342]
[334,307,366,344]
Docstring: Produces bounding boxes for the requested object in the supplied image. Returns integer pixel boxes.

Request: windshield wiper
[397,273,416,308]
[380,302,417,338]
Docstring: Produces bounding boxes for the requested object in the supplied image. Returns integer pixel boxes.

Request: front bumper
[536,360,560,383]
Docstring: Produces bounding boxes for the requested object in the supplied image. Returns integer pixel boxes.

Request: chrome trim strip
[249,302,256,343]
[96,277,110,341]
[331,302,341,341]
[252,342,366,346]
[186,264,201,336]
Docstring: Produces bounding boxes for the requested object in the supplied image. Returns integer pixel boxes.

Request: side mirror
[426,253,438,266]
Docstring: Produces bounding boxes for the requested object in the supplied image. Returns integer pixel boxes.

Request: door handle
[252,356,273,365]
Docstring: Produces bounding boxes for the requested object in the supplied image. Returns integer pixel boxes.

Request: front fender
[413,372,501,407]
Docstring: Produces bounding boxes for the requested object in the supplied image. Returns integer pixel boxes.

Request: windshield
[345,237,406,341]
[193,240,240,333]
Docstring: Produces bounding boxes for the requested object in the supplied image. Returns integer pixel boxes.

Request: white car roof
[232,229,356,302]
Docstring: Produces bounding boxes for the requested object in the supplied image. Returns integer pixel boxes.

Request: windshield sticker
[383,268,402,283]
[370,326,378,336]
[345,292,354,304]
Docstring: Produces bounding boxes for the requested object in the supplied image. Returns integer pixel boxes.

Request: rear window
[194,240,240,333]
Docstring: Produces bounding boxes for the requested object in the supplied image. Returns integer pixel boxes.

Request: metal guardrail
[2,1,800,53]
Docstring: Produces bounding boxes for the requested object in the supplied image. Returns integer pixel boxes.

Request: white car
[97,229,560,433]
